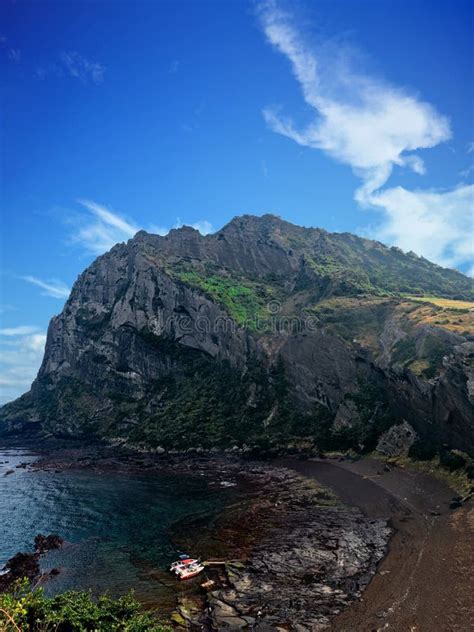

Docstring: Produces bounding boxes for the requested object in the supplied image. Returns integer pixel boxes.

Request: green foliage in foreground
[0,580,171,632]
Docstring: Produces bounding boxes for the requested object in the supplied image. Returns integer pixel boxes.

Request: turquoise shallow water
[0,447,232,607]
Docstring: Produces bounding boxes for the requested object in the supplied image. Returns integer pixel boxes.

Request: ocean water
[0,447,233,608]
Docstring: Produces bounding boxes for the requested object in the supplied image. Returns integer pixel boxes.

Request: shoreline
[1,445,391,630]
[279,456,474,631]
[1,443,472,630]
[163,458,391,630]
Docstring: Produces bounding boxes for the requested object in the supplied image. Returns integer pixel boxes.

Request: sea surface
[0,447,235,608]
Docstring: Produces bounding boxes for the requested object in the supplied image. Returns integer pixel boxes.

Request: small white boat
[170,557,199,572]
[174,562,205,580]
[170,553,200,573]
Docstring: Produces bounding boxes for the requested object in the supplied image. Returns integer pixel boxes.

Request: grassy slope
[403,295,474,310]
[274,223,474,300]
[304,295,472,387]
[1,216,472,456]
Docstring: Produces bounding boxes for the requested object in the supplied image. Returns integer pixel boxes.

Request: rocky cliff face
[1,215,473,456]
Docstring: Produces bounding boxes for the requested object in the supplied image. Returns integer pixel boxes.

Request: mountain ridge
[1,214,473,458]
[133,213,473,300]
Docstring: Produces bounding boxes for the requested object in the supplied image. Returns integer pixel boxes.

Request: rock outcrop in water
[0,534,64,592]
[1,214,473,456]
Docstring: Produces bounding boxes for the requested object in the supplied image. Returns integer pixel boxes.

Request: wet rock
[18,452,394,630]
[0,552,40,590]
[34,533,64,553]
[0,534,64,592]
[180,460,393,631]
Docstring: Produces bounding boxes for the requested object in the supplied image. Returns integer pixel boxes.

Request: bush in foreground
[0,580,171,632]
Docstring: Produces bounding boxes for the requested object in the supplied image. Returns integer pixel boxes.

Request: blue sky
[1,0,473,404]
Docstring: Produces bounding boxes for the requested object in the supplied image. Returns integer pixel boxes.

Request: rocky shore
[3,444,470,630]
[0,534,64,592]
[21,446,392,631]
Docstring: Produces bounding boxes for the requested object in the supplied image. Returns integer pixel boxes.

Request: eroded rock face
[1,214,473,455]
[376,421,417,457]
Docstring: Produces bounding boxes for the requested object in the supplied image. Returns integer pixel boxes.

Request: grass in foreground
[0,580,171,632]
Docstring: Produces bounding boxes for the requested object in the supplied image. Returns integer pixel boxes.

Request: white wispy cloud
[70,200,214,255]
[36,52,105,84]
[258,0,473,271]
[169,59,180,74]
[0,305,18,315]
[71,200,140,255]
[0,328,46,405]
[0,36,21,63]
[59,51,105,84]
[366,185,474,268]
[147,223,171,236]
[459,164,474,180]
[467,142,474,154]
[81,201,139,236]
[22,276,70,299]
[7,48,21,62]
[0,326,40,336]
[173,218,214,235]
[191,220,214,234]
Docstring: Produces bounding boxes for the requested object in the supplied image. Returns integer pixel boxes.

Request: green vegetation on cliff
[0,214,472,458]
[306,230,474,300]
[126,338,336,450]
[173,266,282,328]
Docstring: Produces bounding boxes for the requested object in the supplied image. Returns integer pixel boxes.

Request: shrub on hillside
[0,580,171,632]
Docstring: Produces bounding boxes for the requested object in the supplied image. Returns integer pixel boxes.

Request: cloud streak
[258,0,473,271]
[0,326,40,336]
[70,200,140,255]
[22,276,70,299]
[36,52,106,84]
[7,48,21,62]
[59,51,105,84]
[70,200,214,256]
[366,185,474,268]
[0,327,46,405]
[173,218,214,235]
